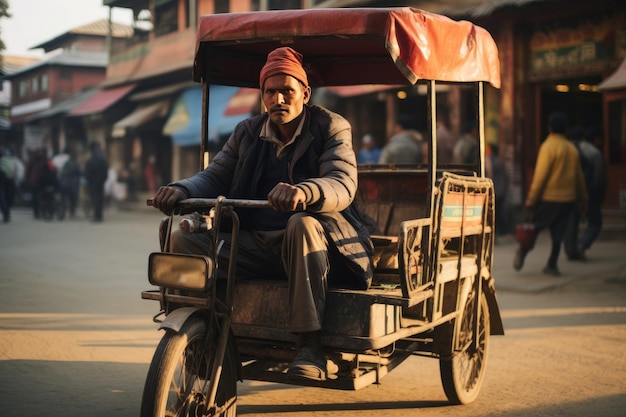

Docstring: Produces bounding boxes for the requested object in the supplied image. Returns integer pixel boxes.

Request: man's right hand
[151,186,187,215]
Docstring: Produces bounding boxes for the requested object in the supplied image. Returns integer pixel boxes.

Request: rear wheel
[440,289,490,404]
[140,317,237,417]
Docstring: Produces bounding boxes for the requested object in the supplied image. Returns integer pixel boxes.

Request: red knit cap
[259,47,309,88]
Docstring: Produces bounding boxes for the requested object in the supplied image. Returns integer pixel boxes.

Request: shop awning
[597,57,626,91]
[128,81,196,102]
[69,84,136,116]
[224,88,259,116]
[163,85,250,147]
[26,88,98,121]
[112,99,170,138]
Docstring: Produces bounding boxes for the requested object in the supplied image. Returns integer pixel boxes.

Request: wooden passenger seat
[356,167,430,288]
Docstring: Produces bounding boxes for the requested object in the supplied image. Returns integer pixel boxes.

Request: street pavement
[491,232,626,294]
[1,204,625,417]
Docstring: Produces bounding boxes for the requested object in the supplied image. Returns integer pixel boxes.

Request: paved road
[1,206,625,417]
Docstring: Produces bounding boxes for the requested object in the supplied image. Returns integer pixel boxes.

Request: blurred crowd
[0,142,111,223]
[356,114,511,236]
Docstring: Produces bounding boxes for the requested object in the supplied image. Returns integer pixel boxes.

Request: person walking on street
[563,126,588,260]
[514,111,588,276]
[151,47,373,382]
[576,126,607,257]
[84,142,109,222]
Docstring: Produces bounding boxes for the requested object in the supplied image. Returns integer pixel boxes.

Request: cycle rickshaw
[141,7,504,416]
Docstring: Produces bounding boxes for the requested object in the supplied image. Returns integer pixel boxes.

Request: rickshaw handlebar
[146,197,272,210]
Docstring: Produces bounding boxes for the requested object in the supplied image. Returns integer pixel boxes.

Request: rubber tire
[140,317,237,417]
[440,290,490,405]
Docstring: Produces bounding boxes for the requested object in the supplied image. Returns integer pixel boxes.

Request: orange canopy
[193,7,500,89]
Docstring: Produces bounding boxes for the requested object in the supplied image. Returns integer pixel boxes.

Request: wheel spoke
[141,318,238,417]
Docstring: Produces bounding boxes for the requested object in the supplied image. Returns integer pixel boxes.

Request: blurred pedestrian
[357,134,381,164]
[485,143,510,236]
[58,147,82,218]
[144,155,161,194]
[52,147,70,174]
[24,148,57,219]
[379,115,425,164]
[513,111,587,276]
[436,113,455,165]
[84,142,109,222]
[0,148,15,222]
[575,126,607,258]
[453,120,479,164]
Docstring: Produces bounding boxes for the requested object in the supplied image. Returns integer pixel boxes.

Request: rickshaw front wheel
[439,290,490,405]
[140,317,238,417]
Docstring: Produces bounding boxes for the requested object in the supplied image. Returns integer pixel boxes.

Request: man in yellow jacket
[514,111,588,276]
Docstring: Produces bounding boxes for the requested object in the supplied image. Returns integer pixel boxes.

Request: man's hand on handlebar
[151,186,188,215]
[267,182,306,212]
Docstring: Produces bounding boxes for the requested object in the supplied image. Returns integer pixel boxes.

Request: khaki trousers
[170,213,329,333]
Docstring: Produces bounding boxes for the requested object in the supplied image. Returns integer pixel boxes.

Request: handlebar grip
[179,218,208,234]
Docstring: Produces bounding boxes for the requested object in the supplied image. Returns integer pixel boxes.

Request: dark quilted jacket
[172,105,373,289]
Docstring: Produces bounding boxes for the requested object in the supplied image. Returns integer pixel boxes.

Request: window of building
[268,0,301,9]
[250,0,303,10]
[154,0,178,37]
[19,80,28,98]
[32,76,39,94]
[215,0,229,13]
[41,74,49,92]
[136,9,154,32]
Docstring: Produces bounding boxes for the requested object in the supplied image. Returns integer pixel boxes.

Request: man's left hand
[268,182,306,212]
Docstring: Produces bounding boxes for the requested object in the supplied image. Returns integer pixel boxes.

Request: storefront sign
[530,13,624,78]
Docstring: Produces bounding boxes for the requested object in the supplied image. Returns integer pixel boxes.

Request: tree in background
[0,0,11,68]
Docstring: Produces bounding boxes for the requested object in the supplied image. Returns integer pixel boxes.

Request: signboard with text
[529,12,626,80]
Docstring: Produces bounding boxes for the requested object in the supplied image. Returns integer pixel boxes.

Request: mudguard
[158,306,244,381]
[158,306,208,332]
[482,271,505,335]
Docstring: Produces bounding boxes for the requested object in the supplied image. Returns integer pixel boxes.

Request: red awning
[69,84,136,116]
[193,7,500,88]
[223,88,259,116]
[598,56,626,91]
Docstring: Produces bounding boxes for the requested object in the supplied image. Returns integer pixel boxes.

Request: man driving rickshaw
[151,46,373,381]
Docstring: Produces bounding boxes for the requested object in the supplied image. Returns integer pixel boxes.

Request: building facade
[6,0,625,211]
[5,19,133,160]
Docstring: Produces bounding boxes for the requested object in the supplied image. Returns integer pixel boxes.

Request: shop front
[524,9,626,209]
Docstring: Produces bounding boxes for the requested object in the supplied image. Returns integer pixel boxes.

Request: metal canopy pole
[428,80,438,220]
[200,81,210,170]
[477,81,485,178]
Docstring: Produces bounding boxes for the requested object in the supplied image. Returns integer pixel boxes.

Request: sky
[1,0,133,57]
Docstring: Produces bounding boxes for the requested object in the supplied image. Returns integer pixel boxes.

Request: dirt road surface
[1,207,625,416]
